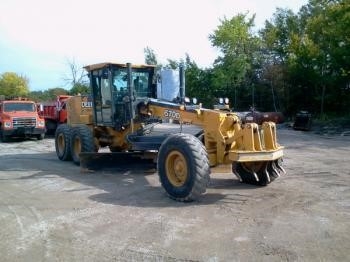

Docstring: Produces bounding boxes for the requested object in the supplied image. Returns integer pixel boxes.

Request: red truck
[38,95,72,134]
[0,96,46,142]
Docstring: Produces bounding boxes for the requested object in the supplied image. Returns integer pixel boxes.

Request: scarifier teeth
[236,173,243,182]
[232,168,243,182]
[252,171,259,182]
[263,166,271,183]
[270,161,280,178]
[275,159,286,175]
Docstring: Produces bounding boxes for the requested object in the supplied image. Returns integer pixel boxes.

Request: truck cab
[0,97,46,142]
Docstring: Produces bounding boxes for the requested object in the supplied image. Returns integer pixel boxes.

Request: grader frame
[55,62,285,202]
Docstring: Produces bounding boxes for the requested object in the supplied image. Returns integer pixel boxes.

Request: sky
[0,0,308,91]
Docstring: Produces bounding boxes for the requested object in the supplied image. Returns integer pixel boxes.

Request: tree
[302,0,350,116]
[69,83,90,95]
[0,72,30,97]
[63,58,88,88]
[209,13,262,110]
[144,46,158,65]
[184,54,214,107]
[283,0,350,116]
[62,58,90,95]
[28,88,69,102]
[259,8,301,114]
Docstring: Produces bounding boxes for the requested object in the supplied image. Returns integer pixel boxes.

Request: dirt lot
[0,127,349,262]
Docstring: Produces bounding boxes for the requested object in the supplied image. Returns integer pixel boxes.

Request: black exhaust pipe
[179,64,185,103]
[127,63,135,131]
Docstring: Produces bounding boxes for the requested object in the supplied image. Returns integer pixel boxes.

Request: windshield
[4,103,35,112]
[112,68,152,97]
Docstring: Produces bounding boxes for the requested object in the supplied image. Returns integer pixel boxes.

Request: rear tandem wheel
[70,125,95,165]
[55,124,72,161]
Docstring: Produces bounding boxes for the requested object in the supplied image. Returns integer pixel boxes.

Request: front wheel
[0,130,9,142]
[37,133,45,140]
[70,125,95,165]
[157,133,210,202]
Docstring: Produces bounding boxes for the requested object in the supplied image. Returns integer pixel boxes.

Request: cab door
[90,69,113,126]
[111,68,131,130]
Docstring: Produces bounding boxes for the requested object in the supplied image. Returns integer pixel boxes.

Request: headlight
[219,98,224,104]
[4,121,11,128]
[224,97,229,104]
[38,120,45,127]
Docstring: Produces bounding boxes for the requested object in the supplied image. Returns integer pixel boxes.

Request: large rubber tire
[37,133,45,140]
[157,133,210,202]
[0,129,9,142]
[55,124,72,161]
[232,161,270,186]
[45,119,57,135]
[70,125,95,165]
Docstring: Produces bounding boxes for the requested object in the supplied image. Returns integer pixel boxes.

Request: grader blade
[79,152,156,172]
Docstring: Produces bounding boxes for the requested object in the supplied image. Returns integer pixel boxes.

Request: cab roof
[83,62,156,72]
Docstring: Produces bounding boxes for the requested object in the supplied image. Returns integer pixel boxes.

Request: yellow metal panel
[66,96,93,125]
[229,148,284,162]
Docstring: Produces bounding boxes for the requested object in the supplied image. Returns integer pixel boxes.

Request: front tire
[55,124,72,161]
[37,133,45,140]
[157,133,210,202]
[70,125,95,165]
[0,130,9,142]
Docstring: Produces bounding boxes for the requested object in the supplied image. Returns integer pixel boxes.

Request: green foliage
[143,1,349,117]
[258,0,350,116]
[69,83,90,95]
[209,13,262,110]
[28,88,69,102]
[144,46,158,65]
[0,72,30,97]
[209,14,258,84]
[184,54,214,107]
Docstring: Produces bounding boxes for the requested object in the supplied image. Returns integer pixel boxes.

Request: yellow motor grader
[55,62,285,202]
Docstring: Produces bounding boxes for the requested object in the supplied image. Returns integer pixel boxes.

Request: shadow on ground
[0,152,262,208]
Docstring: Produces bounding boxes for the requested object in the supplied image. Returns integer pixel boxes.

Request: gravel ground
[0,127,349,262]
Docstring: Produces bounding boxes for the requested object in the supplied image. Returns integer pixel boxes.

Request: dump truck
[55,62,285,202]
[38,95,72,134]
[0,96,46,141]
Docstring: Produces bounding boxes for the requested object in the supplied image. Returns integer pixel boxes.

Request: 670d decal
[163,109,180,119]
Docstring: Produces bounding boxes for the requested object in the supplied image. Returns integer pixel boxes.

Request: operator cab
[84,62,156,130]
